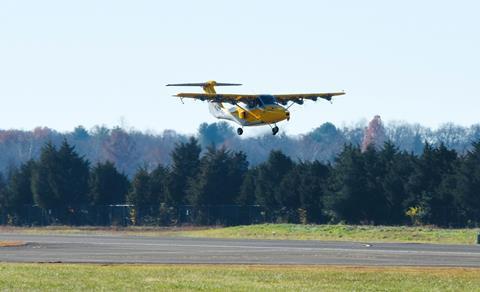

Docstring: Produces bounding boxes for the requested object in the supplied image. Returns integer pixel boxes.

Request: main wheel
[237,128,244,135]
[272,126,279,135]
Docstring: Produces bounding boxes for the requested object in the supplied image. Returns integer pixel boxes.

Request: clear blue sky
[1,0,479,135]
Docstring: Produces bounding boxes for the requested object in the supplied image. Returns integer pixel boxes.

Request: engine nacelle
[294,99,304,105]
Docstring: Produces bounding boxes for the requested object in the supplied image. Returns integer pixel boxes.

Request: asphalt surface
[1,232,480,266]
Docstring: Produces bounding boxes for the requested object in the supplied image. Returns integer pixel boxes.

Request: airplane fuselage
[209,96,290,127]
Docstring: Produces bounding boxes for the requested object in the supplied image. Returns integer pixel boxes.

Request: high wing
[174,92,345,104]
[174,93,260,104]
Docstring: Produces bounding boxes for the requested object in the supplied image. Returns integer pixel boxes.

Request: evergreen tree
[127,167,155,224]
[89,161,129,206]
[277,166,301,208]
[297,161,330,223]
[127,165,167,210]
[31,142,58,209]
[361,145,390,223]
[0,172,7,210]
[165,137,201,205]
[324,144,370,223]
[128,167,152,208]
[187,147,248,224]
[32,140,89,224]
[277,165,302,222]
[405,142,458,225]
[428,143,459,226]
[378,142,414,224]
[56,140,90,207]
[5,160,35,216]
[150,164,168,205]
[226,151,249,203]
[255,150,294,211]
[237,168,258,206]
[31,140,90,223]
[188,147,238,206]
[452,141,480,225]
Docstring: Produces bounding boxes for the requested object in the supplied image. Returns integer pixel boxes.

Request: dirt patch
[0,241,25,247]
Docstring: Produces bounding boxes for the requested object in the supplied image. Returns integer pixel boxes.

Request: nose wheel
[272,126,279,135]
[237,128,244,136]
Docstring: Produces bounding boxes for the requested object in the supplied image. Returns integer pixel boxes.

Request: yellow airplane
[167,80,345,135]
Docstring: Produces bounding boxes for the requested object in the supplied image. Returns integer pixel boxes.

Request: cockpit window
[247,98,261,109]
[258,95,277,106]
[246,95,277,109]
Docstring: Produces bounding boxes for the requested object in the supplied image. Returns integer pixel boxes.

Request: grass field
[0,263,479,291]
[180,224,480,245]
[2,224,478,245]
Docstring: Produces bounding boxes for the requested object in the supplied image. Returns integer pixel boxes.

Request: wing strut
[234,102,262,121]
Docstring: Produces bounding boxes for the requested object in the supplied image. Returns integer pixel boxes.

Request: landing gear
[272,126,279,135]
[237,128,244,136]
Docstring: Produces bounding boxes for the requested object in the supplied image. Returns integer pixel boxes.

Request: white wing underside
[208,102,261,126]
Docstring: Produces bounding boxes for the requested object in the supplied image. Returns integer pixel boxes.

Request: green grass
[2,223,478,245]
[0,263,479,291]
[179,224,479,245]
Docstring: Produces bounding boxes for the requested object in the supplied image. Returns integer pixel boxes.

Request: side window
[247,98,261,109]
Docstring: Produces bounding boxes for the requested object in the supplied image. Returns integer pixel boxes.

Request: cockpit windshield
[246,95,278,109]
[258,95,277,106]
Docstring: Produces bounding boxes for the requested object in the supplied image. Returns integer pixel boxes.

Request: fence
[0,205,272,227]
[2,205,473,227]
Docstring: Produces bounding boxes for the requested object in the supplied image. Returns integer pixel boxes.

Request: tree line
[1,136,480,227]
[1,118,480,177]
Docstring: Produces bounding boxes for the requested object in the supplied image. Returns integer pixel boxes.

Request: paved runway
[1,232,480,266]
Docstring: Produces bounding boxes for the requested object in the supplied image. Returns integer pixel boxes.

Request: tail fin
[166,80,241,94]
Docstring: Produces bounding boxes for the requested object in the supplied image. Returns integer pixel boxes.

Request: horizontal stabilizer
[166,82,242,87]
